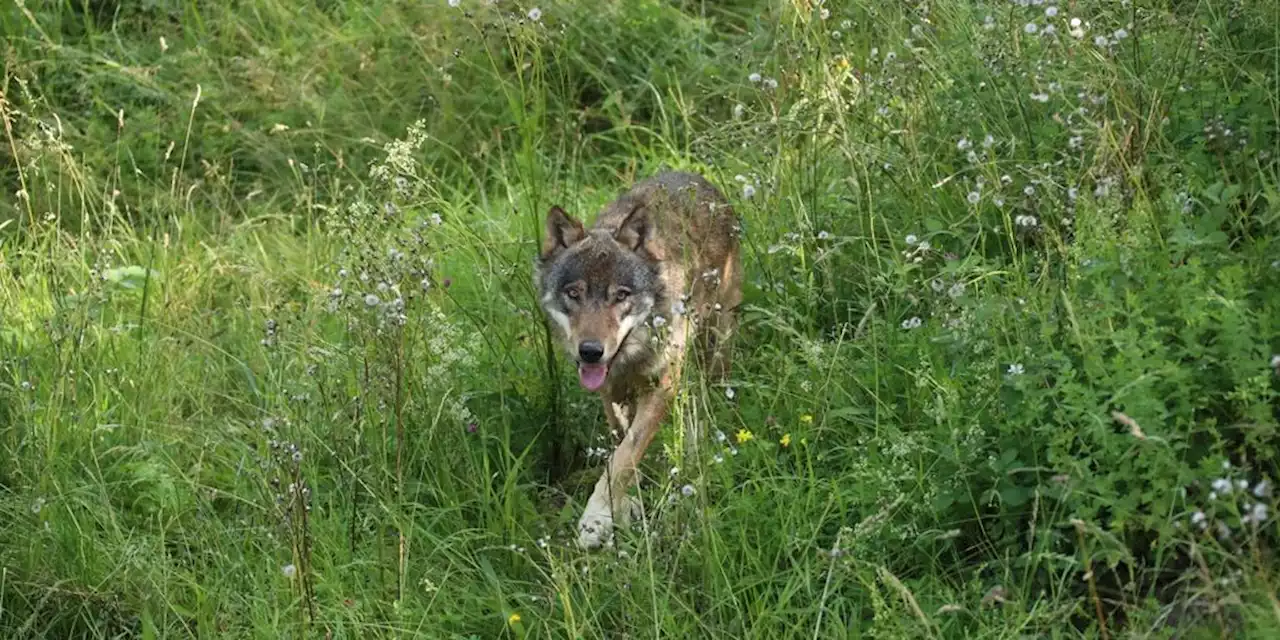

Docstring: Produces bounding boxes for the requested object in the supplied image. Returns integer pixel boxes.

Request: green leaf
[104,265,161,290]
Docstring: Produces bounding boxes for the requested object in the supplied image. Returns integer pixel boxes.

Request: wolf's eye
[613,288,631,303]
[564,287,581,300]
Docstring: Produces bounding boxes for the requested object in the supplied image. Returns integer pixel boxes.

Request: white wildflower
[1244,502,1268,525]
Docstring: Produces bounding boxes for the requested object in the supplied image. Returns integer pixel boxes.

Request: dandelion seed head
[527,7,542,21]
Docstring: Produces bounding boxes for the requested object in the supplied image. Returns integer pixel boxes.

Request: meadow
[2,0,1279,637]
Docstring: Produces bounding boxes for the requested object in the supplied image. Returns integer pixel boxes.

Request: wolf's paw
[576,509,614,550]
[576,497,641,550]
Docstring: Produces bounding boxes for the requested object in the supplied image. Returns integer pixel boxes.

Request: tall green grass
[2,0,1279,637]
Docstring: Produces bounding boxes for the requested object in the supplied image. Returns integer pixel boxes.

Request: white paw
[576,496,642,550]
[577,508,614,550]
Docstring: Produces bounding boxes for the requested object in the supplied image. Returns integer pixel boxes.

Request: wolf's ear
[542,206,585,259]
[614,205,664,260]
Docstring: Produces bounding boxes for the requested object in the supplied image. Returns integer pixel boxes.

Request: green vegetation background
[2,0,1279,637]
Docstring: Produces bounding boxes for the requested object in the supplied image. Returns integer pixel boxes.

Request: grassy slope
[2,0,1279,637]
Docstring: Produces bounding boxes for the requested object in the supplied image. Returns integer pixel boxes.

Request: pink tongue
[578,363,608,391]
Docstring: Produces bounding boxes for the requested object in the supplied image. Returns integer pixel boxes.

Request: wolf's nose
[578,340,605,363]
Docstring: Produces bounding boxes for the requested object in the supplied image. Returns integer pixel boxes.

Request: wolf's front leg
[577,387,670,549]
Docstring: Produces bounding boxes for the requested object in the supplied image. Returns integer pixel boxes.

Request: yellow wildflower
[508,613,521,625]
[780,433,792,447]
[736,429,754,444]
[800,414,814,425]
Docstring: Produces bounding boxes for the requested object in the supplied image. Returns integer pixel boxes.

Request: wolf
[535,171,743,549]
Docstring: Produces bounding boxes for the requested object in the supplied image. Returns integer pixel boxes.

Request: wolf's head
[535,203,664,392]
